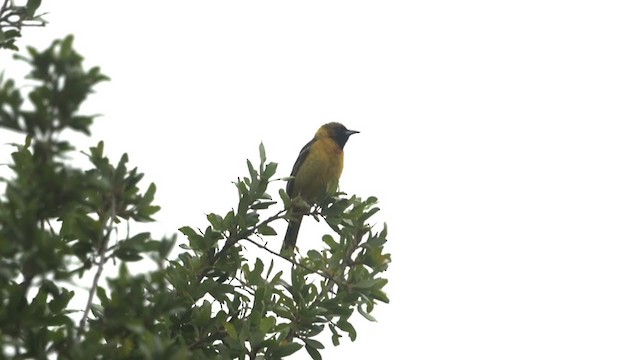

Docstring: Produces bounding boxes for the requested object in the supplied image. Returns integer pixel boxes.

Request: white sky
[2,1,640,359]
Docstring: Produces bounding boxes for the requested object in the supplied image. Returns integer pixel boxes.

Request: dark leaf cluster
[0,36,173,359]
[173,146,390,359]
[0,0,46,51]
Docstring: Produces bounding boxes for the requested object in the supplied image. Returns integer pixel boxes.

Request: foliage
[0,36,390,359]
[0,0,47,50]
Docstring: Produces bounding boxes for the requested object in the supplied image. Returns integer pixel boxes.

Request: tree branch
[78,195,117,336]
[0,0,10,17]
[196,209,287,282]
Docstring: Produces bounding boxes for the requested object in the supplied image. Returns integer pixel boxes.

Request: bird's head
[317,122,359,149]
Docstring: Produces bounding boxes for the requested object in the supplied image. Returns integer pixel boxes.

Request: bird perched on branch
[280,122,359,255]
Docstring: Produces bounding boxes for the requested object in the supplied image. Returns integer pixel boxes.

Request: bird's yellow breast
[292,137,344,202]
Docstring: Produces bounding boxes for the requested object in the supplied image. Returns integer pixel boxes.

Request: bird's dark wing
[287,137,316,196]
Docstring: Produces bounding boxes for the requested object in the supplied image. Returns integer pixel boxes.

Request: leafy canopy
[0,36,390,359]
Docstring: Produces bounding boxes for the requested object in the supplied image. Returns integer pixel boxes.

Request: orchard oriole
[281,122,359,255]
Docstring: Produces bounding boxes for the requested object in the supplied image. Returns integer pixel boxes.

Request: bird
[280,122,359,255]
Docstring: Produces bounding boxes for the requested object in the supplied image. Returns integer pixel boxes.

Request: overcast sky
[2,1,640,359]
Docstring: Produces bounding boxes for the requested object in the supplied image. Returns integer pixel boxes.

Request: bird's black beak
[345,129,359,137]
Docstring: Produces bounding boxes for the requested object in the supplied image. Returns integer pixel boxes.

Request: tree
[0,36,390,359]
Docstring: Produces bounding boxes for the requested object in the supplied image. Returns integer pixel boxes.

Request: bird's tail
[281,213,303,256]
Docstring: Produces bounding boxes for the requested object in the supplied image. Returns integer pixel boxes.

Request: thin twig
[230,273,257,295]
[242,237,346,288]
[78,196,116,335]
[0,0,10,18]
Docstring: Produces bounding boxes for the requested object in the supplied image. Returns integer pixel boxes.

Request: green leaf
[322,235,338,249]
[222,210,235,229]
[360,207,380,223]
[3,30,19,41]
[96,286,108,305]
[337,320,357,341]
[250,200,276,210]
[304,338,325,349]
[141,182,157,204]
[245,258,265,285]
[207,213,224,229]
[307,325,324,337]
[272,342,303,357]
[328,324,341,346]
[247,159,258,182]
[49,288,73,313]
[258,224,277,236]
[157,235,176,259]
[366,234,387,247]
[357,304,377,322]
[224,322,238,340]
[279,188,291,208]
[260,316,276,333]
[189,234,207,251]
[371,289,390,303]
[193,300,212,327]
[113,247,143,261]
[353,278,387,290]
[203,226,224,243]
[46,315,71,326]
[305,344,323,360]
[259,142,266,165]
[68,115,93,134]
[178,226,196,238]
[125,232,150,246]
[306,249,322,262]
[26,0,43,17]
[264,162,277,179]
